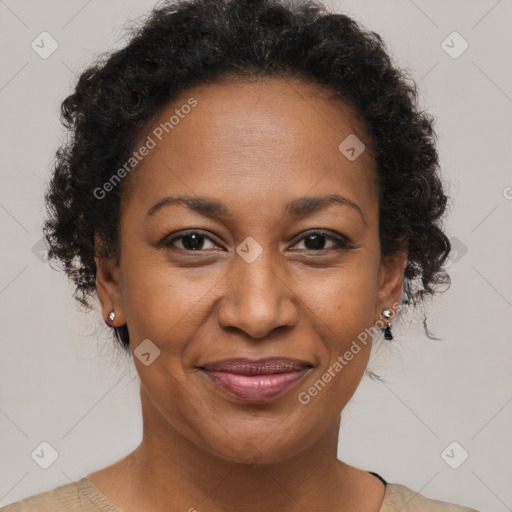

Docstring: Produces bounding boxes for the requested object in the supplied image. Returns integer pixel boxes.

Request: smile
[199,357,313,402]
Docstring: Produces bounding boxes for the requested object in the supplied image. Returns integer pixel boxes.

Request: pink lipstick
[199,357,312,402]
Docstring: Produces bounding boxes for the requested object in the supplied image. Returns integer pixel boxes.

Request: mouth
[198,357,313,402]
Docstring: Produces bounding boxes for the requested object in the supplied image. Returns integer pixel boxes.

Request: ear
[374,250,408,324]
[95,240,126,328]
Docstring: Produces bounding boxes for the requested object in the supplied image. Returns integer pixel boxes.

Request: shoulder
[0,478,121,511]
[381,483,481,512]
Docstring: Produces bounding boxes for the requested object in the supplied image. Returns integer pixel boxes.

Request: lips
[199,357,313,402]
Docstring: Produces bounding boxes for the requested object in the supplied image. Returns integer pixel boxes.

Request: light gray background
[1,0,511,510]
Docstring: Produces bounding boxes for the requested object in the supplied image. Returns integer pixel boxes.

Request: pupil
[180,234,328,251]
[305,234,325,250]
[183,233,203,250]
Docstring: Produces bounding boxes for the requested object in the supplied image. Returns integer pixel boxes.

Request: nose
[216,251,299,339]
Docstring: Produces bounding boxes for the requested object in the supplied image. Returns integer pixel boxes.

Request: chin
[195,425,318,466]
[215,442,297,466]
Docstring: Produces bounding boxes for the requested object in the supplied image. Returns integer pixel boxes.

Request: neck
[118,387,364,512]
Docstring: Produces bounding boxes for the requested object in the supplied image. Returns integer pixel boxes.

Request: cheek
[305,253,380,336]
[119,249,222,347]
[296,283,375,419]
[120,236,381,354]
[298,254,379,399]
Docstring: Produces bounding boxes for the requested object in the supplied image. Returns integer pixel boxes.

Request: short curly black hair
[44,0,451,352]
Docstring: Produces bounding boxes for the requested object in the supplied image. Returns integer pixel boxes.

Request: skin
[90,76,407,512]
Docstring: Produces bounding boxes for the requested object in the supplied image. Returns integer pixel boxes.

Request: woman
[0,0,480,510]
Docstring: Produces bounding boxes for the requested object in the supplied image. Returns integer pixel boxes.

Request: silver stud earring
[381,309,393,340]
[381,309,392,320]
[108,311,116,323]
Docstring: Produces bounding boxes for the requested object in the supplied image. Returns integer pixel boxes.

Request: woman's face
[97,76,406,464]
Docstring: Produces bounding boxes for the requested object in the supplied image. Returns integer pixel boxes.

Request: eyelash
[163,229,355,253]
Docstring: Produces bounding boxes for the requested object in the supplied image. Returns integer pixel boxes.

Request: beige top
[0,477,480,511]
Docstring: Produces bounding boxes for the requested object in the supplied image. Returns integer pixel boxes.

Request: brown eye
[291,231,353,252]
[165,231,219,251]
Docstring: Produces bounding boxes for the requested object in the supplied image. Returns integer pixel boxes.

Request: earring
[108,311,116,324]
[381,309,393,341]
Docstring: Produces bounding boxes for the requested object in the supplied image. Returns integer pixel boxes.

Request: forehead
[123,76,378,221]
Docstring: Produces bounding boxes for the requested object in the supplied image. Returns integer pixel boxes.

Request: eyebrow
[146,193,367,226]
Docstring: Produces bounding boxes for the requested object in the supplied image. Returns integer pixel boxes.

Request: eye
[162,229,354,253]
[290,230,353,252]
[164,230,220,251]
